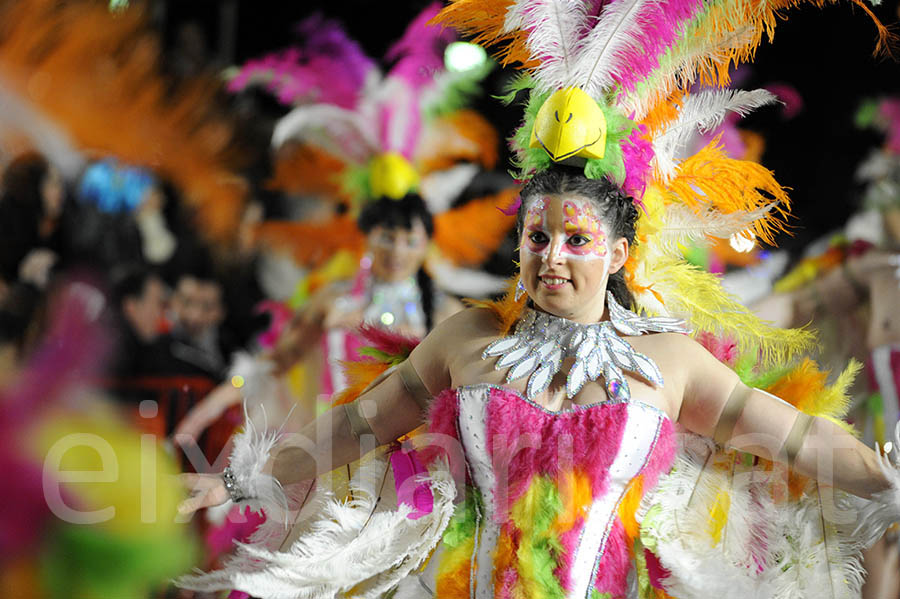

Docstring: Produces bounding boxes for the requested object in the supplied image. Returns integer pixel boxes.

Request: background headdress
[235,5,519,295]
[437,0,889,365]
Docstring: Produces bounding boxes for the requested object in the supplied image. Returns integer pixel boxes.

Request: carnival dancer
[178,1,898,598]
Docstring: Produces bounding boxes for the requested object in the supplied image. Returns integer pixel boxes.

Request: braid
[416,267,435,331]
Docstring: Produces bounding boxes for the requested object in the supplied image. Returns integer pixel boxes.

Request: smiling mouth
[540,275,570,287]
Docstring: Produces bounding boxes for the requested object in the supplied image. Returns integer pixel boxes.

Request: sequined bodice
[428,384,676,599]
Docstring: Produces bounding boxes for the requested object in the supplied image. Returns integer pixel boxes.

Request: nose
[543,236,565,265]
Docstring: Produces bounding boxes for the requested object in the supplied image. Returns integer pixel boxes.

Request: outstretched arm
[179,312,454,513]
[675,336,889,499]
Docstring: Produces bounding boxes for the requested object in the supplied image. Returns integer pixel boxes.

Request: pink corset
[425,384,676,599]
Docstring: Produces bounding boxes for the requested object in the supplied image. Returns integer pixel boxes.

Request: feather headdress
[245,6,518,286]
[437,0,888,364]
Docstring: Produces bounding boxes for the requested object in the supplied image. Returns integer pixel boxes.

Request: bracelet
[222,466,249,503]
[345,400,376,441]
[782,412,816,468]
[397,359,432,412]
[714,381,753,445]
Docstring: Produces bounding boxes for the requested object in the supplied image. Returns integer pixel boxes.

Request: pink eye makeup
[562,199,608,259]
[521,196,609,262]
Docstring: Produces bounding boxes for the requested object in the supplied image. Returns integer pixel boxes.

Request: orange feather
[254,216,365,269]
[465,276,528,335]
[0,0,246,241]
[419,110,500,174]
[434,187,518,265]
[266,143,348,202]
[430,0,538,69]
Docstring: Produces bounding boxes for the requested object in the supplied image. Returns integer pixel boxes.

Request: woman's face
[40,166,64,220]
[519,193,628,323]
[368,218,429,283]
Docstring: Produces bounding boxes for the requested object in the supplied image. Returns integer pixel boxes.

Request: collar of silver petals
[482,292,688,402]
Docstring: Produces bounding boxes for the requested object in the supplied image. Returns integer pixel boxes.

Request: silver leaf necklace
[482,292,688,402]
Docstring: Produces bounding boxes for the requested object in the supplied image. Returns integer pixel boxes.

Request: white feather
[419,163,480,215]
[428,258,509,297]
[652,203,775,256]
[224,403,291,526]
[505,0,590,93]
[177,451,457,599]
[570,0,652,99]
[271,104,378,163]
[642,432,874,599]
[652,89,778,181]
[851,422,900,548]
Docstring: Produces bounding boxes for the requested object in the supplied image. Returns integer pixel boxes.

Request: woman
[0,153,65,289]
[174,193,461,438]
[179,167,896,598]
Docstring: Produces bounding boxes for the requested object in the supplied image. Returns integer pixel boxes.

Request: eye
[568,234,590,247]
[528,231,548,245]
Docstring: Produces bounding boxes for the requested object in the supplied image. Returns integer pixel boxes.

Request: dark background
[158,0,900,254]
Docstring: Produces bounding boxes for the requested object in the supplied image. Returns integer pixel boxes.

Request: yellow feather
[634,255,815,366]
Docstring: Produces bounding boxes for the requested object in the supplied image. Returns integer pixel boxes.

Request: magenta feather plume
[0,281,110,435]
[620,124,654,203]
[499,194,523,216]
[609,0,703,93]
[385,2,455,90]
[763,83,804,120]
[357,323,420,361]
[227,14,375,109]
[880,98,900,154]
[695,330,738,366]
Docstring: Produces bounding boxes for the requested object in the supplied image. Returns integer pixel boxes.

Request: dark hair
[357,194,434,236]
[358,194,436,330]
[1,153,50,221]
[111,264,160,309]
[517,166,638,309]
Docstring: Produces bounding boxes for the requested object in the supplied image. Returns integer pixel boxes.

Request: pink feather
[357,323,420,360]
[695,330,738,366]
[228,14,375,109]
[386,3,455,90]
[608,0,704,93]
[621,124,654,203]
[880,98,900,154]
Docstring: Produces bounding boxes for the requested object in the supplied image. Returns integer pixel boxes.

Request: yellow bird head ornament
[529,87,607,162]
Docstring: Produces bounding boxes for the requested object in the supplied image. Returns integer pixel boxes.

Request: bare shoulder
[426,305,503,347]
[410,306,504,387]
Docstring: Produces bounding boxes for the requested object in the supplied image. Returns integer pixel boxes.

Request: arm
[675,336,889,499]
[179,309,455,513]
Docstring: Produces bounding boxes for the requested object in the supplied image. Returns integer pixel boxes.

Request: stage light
[445,42,487,73]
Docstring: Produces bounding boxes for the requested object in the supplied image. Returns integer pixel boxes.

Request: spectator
[163,268,237,381]
[107,265,169,380]
[0,153,65,287]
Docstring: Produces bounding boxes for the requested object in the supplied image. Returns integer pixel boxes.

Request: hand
[18,248,57,289]
[174,382,242,440]
[178,472,230,515]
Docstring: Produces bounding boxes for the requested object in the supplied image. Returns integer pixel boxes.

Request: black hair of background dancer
[518,167,638,310]
[1,152,51,224]
[357,194,436,331]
